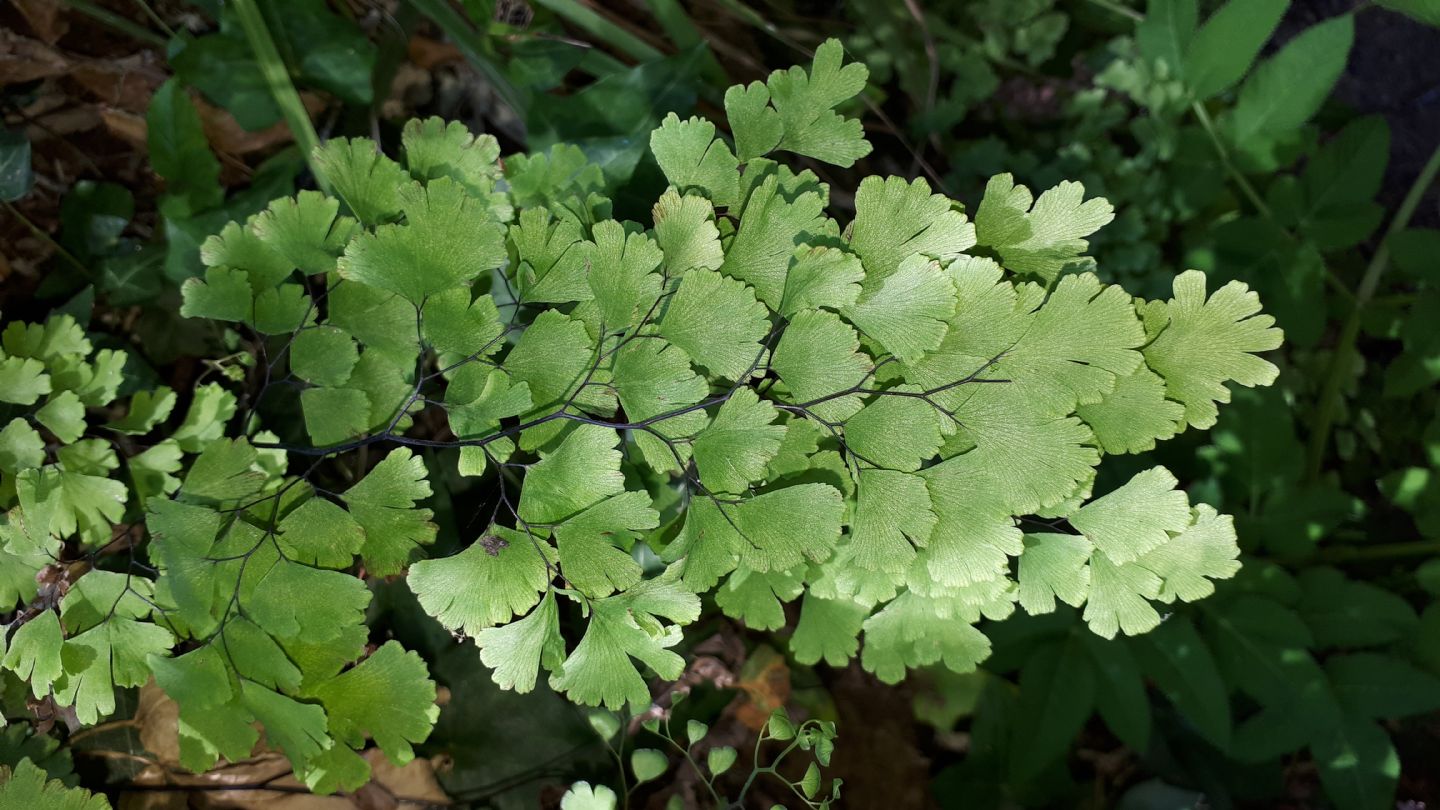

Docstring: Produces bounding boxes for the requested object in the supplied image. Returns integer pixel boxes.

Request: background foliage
[2,0,1438,808]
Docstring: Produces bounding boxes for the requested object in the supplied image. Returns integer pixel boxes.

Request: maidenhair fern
[0,40,1282,794]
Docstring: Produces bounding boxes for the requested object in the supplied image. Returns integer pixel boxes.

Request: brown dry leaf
[196,92,325,156]
[98,108,148,150]
[119,683,451,808]
[729,645,791,731]
[406,36,462,71]
[13,0,69,45]
[0,29,70,84]
[134,682,182,766]
[70,54,167,113]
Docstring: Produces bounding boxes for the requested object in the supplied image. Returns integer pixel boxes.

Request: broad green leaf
[1133,617,1231,748]
[1184,0,1288,99]
[146,79,221,213]
[0,129,33,203]
[1009,635,1096,781]
[1225,14,1354,169]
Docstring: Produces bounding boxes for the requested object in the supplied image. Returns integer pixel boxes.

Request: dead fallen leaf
[13,0,69,45]
[116,683,452,808]
[0,29,70,83]
[729,645,791,731]
[70,53,167,113]
[196,92,325,156]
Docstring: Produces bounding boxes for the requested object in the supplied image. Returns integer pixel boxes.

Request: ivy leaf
[342,448,437,575]
[312,641,439,765]
[1142,270,1284,430]
[410,526,554,635]
[973,174,1115,284]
